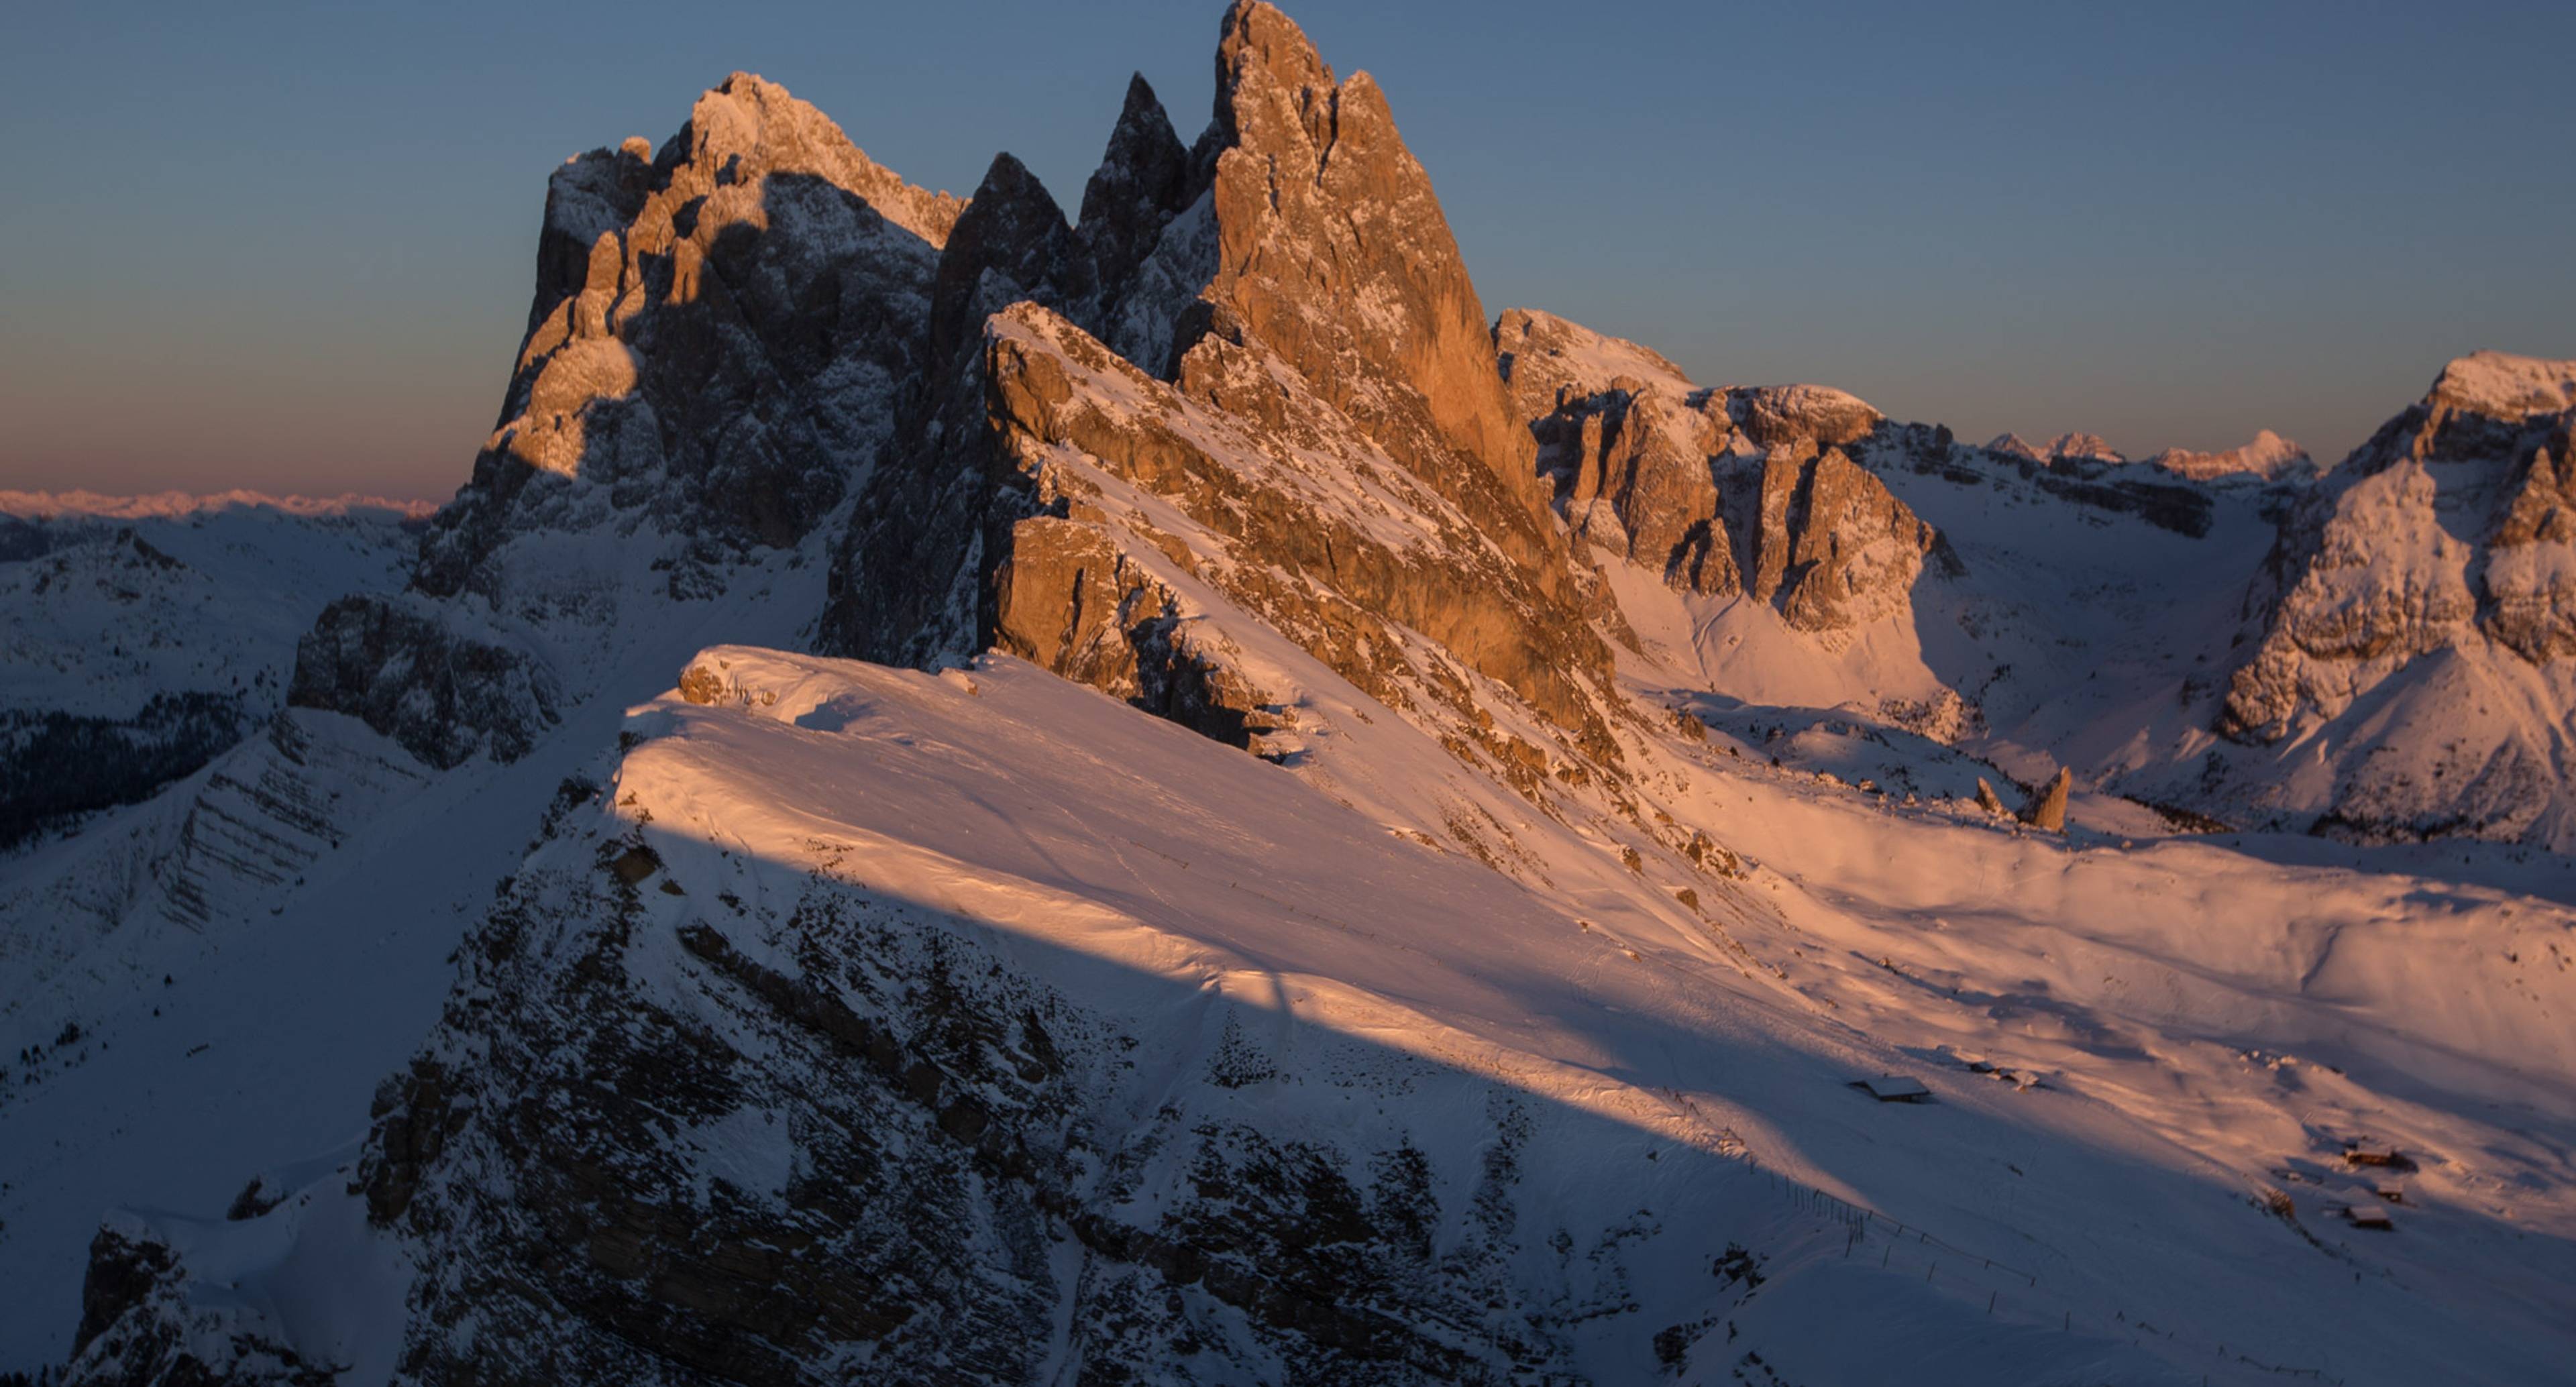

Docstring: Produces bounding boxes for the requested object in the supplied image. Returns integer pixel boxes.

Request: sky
[3,1,2571,501]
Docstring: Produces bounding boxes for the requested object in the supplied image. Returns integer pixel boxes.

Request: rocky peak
[1076,75,1198,317]
[2427,349,2576,421]
[1729,385,1884,452]
[2216,351,2576,843]
[932,152,1092,376]
[1748,442,1937,640]
[2043,431,2125,465]
[1497,311,1933,639]
[1986,431,2123,467]
[1189,3,1549,531]
[680,74,965,246]
[415,72,964,600]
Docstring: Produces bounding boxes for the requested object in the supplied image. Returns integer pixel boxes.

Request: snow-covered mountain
[6,5,2573,1384]
[0,492,428,850]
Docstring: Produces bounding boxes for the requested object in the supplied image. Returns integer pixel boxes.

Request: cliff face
[416,74,961,604]
[819,2,1619,775]
[1500,309,1934,647]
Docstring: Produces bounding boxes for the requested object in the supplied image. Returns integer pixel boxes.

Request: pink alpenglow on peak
[2145,429,2313,482]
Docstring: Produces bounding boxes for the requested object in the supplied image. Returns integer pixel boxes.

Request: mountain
[2145,429,2314,484]
[2213,351,2576,844]
[0,492,428,850]
[7,5,2574,1384]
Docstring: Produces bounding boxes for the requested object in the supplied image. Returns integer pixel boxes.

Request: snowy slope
[0,494,427,848]
[0,537,846,1372]
[1512,310,2576,854]
[69,647,2574,1384]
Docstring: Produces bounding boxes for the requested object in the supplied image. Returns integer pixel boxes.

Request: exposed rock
[0,506,418,849]
[2216,351,2576,846]
[1538,383,1738,595]
[2483,438,2576,661]
[1751,443,1938,637]
[287,596,561,769]
[416,72,962,600]
[990,516,1273,746]
[1974,778,2008,816]
[2019,767,2072,832]
[824,5,1619,767]
[1986,432,2125,468]
[63,1218,333,1386]
[1730,385,1882,451]
[1132,0,1593,652]
[1076,74,1200,331]
[1495,307,1693,424]
[1499,311,1935,636]
[931,152,1093,377]
[2043,432,2125,465]
[1000,304,1609,753]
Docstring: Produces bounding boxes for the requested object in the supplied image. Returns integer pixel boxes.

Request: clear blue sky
[4,1,2570,500]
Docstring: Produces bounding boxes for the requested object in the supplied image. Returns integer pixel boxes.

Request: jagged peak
[1075,72,1196,298]
[966,149,1061,211]
[663,70,965,248]
[1984,430,2123,465]
[1175,0,1542,531]
[1214,1,1336,146]
[2044,431,2125,464]
[932,151,1087,370]
[2428,349,2576,421]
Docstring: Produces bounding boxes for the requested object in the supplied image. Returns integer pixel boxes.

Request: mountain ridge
[8,4,2574,1383]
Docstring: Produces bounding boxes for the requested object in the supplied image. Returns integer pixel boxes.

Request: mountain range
[4,5,2571,1384]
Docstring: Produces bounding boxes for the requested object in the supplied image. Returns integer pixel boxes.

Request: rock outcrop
[947,302,1615,760]
[1987,431,2125,467]
[287,596,561,769]
[1503,311,1935,641]
[2019,767,2072,832]
[0,502,419,850]
[1191,4,1545,527]
[1534,382,1739,595]
[1493,307,1693,424]
[61,1218,333,1386]
[1752,441,1939,635]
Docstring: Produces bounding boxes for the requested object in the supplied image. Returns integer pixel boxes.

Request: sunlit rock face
[2220,351,2576,844]
[822,1,1621,763]
[1501,309,1932,644]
